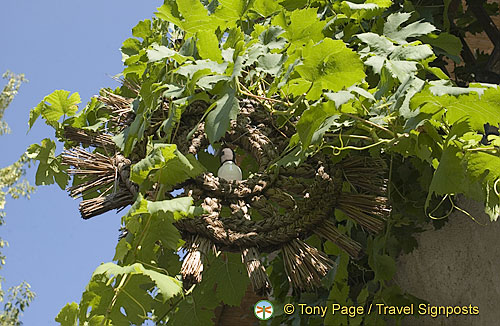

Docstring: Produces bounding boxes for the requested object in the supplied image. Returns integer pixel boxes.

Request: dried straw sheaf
[62,148,137,219]
[61,92,390,295]
[282,239,334,291]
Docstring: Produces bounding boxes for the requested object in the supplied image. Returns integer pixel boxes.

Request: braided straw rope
[62,93,389,293]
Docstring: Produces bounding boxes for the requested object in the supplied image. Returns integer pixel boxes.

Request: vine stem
[324,133,373,140]
[102,274,130,325]
[343,113,395,137]
[122,288,147,318]
[238,83,285,104]
[323,138,391,155]
[383,154,394,255]
[156,284,195,324]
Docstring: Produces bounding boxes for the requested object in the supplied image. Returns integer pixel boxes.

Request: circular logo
[254,300,274,320]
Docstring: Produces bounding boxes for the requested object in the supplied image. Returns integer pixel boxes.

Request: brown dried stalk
[314,220,362,258]
[282,239,334,291]
[181,236,215,288]
[242,247,271,296]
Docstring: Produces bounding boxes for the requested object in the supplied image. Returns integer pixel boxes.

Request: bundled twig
[80,189,135,219]
[314,220,362,258]
[64,126,115,149]
[282,239,334,291]
[97,90,135,128]
[341,157,388,195]
[241,248,271,296]
[230,200,272,295]
[180,235,215,288]
[63,148,115,176]
[337,194,389,233]
[63,148,117,198]
[63,148,137,218]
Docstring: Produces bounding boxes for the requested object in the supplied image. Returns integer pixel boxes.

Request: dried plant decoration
[60,92,390,294]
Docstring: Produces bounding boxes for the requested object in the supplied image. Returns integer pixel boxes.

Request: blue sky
[0,1,161,324]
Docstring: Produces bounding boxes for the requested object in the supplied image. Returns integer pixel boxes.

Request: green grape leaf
[79,275,114,323]
[277,8,325,49]
[113,238,130,262]
[256,53,284,76]
[205,85,240,143]
[412,85,500,130]
[26,138,68,189]
[176,60,228,78]
[131,143,205,186]
[371,254,396,281]
[157,0,214,34]
[420,32,462,57]
[55,302,79,326]
[425,145,466,206]
[340,1,387,21]
[41,90,81,122]
[385,60,418,82]
[465,152,500,221]
[121,196,194,264]
[168,284,219,325]
[367,0,392,7]
[383,12,436,44]
[93,262,183,302]
[293,38,365,100]
[324,253,350,325]
[297,101,338,148]
[357,33,395,56]
[196,30,223,62]
[253,0,281,17]
[110,274,155,325]
[113,99,148,156]
[147,43,188,64]
[214,0,253,26]
[28,102,44,130]
[203,253,249,306]
[390,44,434,61]
[132,19,152,40]
[324,91,355,108]
[258,25,286,49]
[121,38,142,56]
[342,2,378,11]
[428,80,489,97]
[147,197,195,218]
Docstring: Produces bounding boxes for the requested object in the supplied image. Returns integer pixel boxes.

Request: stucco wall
[394,198,500,326]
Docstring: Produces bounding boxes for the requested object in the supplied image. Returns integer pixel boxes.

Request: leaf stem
[343,113,395,137]
[324,133,373,140]
[102,274,130,325]
[156,284,195,324]
[238,83,285,104]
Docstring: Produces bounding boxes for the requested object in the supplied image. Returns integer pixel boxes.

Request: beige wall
[394,198,500,325]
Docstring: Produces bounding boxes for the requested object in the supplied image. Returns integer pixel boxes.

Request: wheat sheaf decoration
[62,89,390,296]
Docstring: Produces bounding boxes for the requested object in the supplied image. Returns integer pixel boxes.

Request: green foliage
[26,138,68,189]
[24,1,500,325]
[0,282,36,326]
[130,144,205,187]
[0,72,35,325]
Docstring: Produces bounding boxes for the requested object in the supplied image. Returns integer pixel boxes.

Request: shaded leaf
[205,85,240,143]
[55,302,78,326]
[384,12,436,44]
[131,143,205,186]
[294,38,365,100]
[93,262,183,301]
[203,253,249,306]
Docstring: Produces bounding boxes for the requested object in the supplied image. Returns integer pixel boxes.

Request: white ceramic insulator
[217,161,243,181]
